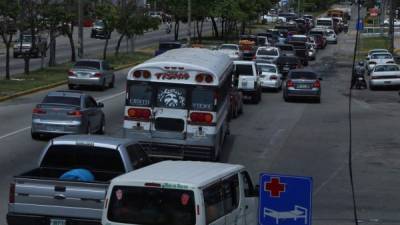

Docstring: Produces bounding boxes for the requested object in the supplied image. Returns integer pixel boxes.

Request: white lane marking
[313,163,346,196]
[0,126,31,140]
[0,91,126,141]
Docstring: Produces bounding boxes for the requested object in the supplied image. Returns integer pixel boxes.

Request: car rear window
[316,20,332,26]
[41,145,125,173]
[107,186,196,225]
[371,54,392,59]
[374,65,399,72]
[74,61,101,69]
[43,96,81,106]
[278,45,294,51]
[258,65,277,73]
[277,57,298,64]
[257,49,278,56]
[290,37,307,42]
[289,71,317,79]
[235,64,254,76]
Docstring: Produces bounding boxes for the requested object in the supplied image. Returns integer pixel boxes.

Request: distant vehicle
[325,28,338,44]
[287,41,309,66]
[254,46,280,62]
[68,59,115,90]
[308,33,327,49]
[262,14,287,23]
[124,48,232,161]
[294,18,308,33]
[316,17,334,30]
[256,63,283,91]
[276,55,303,77]
[149,11,163,22]
[369,64,400,90]
[13,34,47,58]
[217,44,243,59]
[233,60,262,103]
[102,161,259,225]
[91,20,111,39]
[154,41,183,56]
[31,91,105,139]
[367,52,395,73]
[383,18,400,26]
[365,49,390,62]
[283,69,322,103]
[278,12,298,21]
[7,135,151,225]
[275,43,296,57]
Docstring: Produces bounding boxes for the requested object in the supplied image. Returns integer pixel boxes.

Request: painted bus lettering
[155,73,190,80]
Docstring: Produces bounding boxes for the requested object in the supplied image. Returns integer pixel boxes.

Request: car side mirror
[97,102,104,108]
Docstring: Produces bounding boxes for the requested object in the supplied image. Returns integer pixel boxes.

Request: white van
[102,161,259,225]
[124,48,233,161]
[316,17,334,29]
[233,61,262,103]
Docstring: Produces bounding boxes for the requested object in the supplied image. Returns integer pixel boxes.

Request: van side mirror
[254,184,260,197]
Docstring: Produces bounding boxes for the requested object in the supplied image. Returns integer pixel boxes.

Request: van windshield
[107,186,196,225]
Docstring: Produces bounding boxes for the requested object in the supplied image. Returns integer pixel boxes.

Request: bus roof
[111,160,244,188]
[128,48,232,85]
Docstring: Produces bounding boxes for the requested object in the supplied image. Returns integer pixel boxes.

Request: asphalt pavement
[1,20,400,225]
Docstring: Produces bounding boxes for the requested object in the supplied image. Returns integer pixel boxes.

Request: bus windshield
[107,186,196,225]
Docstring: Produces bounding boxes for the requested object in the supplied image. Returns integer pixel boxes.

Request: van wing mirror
[254,184,260,197]
[97,102,104,108]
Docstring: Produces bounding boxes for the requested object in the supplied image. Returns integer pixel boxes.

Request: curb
[0,62,145,103]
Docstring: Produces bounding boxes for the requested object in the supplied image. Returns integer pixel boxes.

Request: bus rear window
[157,87,186,109]
[192,88,214,111]
[107,186,196,225]
[128,83,152,107]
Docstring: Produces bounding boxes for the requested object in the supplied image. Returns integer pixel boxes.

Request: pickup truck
[13,34,47,58]
[287,41,309,66]
[7,135,151,225]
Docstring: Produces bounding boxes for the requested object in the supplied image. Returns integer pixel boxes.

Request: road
[0,22,214,78]
[1,19,400,225]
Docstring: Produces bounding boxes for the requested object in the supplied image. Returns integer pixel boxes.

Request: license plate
[283,66,290,70]
[384,81,391,84]
[78,72,89,77]
[243,95,251,100]
[242,81,248,87]
[47,125,63,132]
[296,84,310,89]
[50,219,66,225]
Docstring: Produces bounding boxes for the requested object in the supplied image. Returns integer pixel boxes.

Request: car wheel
[31,132,40,140]
[68,84,74,90]
[100,79,106,91]
[109,75,115,88]
[316,97,321,103]
[96,116,105,134]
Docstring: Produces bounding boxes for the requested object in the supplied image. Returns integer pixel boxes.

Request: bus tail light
[133,70,151,79]
[196,73,214,83]
[127,108,151,121]
[190,112,213,124]
[195,74,204,82]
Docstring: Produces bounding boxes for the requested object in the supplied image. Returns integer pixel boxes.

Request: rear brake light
[196,73,213,83]
[127,108,151,121]
[190,112,213,124]
[133,70,151,79]
[270,75,278,80]
[313,80,321,88]
[145,182,161,188]
[33,108,46,114]
[9,183,15,204]
[68,70,75,76]
[287,80,294,87]
[94,73,102,77]
[67,110,82,117]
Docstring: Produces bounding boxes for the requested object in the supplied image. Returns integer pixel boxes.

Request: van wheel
[68,84,75,90]
[96,116,105,134]
[31,132,40,140]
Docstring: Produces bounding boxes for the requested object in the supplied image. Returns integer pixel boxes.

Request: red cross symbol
[265,177,286,198]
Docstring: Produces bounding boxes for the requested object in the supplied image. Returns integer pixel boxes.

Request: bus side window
[241,171,255,197]
[203,182,224,224]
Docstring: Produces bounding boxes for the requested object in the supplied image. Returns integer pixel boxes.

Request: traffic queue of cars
[8,9,351,225]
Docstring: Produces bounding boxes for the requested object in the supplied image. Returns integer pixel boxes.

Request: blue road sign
[259,173,313,225]
[356,19,364,31]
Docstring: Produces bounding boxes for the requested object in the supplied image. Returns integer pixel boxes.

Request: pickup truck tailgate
[10,177,107,220]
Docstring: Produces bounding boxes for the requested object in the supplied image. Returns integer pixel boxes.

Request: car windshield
[371,54,392,59]
[258,65,277,73]
[42,96,81,106]
[289,71,317,79]
[374,65,399,72]
[291,36,307,42]
[107,186,196,225]
[220,45,238,50]
[74,61,101,69]
[257,49,278,56]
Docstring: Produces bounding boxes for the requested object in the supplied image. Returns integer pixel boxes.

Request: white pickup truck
[7,135,151,225]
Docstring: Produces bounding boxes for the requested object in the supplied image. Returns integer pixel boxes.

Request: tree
[94,1,117,60]
[0,0,19,80]
[59,0,78,62]
[159,0,188,41]
[114,2,160,56]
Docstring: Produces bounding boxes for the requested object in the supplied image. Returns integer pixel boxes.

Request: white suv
[233,61,262,104]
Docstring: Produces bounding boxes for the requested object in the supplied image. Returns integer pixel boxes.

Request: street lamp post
[187,0,191,46]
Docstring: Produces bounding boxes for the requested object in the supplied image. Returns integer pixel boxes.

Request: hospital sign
[259,173,313,225]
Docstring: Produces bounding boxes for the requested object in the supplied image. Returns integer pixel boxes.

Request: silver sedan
[31,91,105,139]
[68,59,115,90]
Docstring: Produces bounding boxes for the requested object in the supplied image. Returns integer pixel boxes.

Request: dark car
[275,23,299,35]
[283,69,322,102]
[91,20,110,39]
[278,12,298,21]
[287,41,309,66]
[294,18,308,34]
[276,55,302,77]
[154,41,183,56]
[275,44,296,57]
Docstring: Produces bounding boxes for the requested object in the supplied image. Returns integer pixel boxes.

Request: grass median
[356,36,390,61]
[0,51,153,100]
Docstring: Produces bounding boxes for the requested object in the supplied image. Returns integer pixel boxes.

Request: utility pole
[187,0,191,46]
[297,0,301,16]
[389,0,395,53]
[78,0,84,58]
